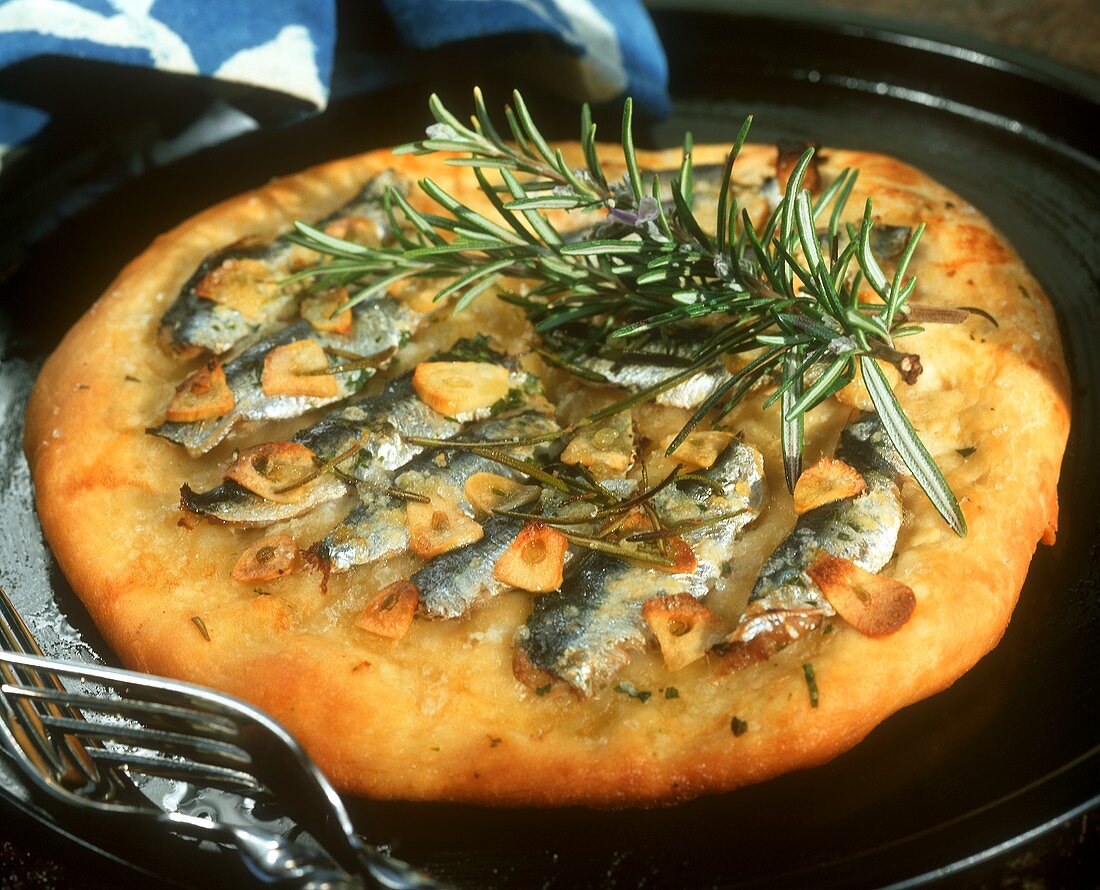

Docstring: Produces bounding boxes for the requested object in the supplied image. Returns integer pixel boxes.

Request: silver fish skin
[159,171,401,356]
[870,225,913,261]
[179,340,527,526]
[178,373,459,526]
[315,487,409,571]
[158,239,298,357]
[808,223,915,268]
[293,339,531,487]
[516,439,766,696]
[153,294,420,457]
[410,474,631,621]
[176,477,349,528]
[412,514,527,620]
[314,411,560,572]
[720,412,906,660]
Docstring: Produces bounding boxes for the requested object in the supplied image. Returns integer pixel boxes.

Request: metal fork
[0,587,436,889]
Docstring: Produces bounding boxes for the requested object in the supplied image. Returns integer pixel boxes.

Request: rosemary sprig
[290,89,967,535]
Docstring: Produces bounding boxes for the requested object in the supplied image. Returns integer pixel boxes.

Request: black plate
[1,6,1098,888]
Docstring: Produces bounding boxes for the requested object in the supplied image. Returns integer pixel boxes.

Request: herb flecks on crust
[289,89,967,535]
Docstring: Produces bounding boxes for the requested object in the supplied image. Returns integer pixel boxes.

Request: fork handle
[161,812,367,889]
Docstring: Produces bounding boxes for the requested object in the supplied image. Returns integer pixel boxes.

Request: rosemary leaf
[505,196,587,211]
[716,115,753,256]
[856,201,891,297]
[781,347,805,491]
[453,272,504,314]
[559,240,648,256]
[621,97,644,203]
[886,222,926,327]
[432,258,515,304]
[860,356,967,535]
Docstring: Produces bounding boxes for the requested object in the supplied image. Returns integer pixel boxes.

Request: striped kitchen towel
[0,0,669,152]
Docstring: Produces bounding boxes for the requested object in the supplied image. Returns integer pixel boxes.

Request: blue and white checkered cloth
[0,0,669,151]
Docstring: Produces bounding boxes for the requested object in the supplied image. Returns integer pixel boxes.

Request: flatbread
[24,141,1070,806]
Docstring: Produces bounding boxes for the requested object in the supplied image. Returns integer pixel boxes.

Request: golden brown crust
[24,142,1070,806]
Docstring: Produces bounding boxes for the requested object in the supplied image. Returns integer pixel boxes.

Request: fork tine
[0,587,104,792]
[0,586,48,657]
[0,689,60,779]
[0,698,154,819]
[1,651,271,782]
[2,682,239,738]
[0,650,251,721]
[36,714,253,772]
[0,650,251,741]
[87,748,267,797]
[0,660,70,778]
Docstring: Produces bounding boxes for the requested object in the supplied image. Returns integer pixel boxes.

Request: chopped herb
[380,484,431,504]
[730,716,749,736]
[615,681,652,703]
[124,375,141,382]
[75,384,90,391]
[720,560,733,575]
[488,736,502,748]
[430,746,440,752]
[957,305,999,328]
[488,386,527,416]
[436,334,497,363]
[191,616,210,641]
[802,663,819,708]
[956,446,976,458]
[1018,285,1031,301]
[348,370,372,392]
[822,624,834,635]
[664,687,680,700]
[253,588,272,596]
[534,684,552,697]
